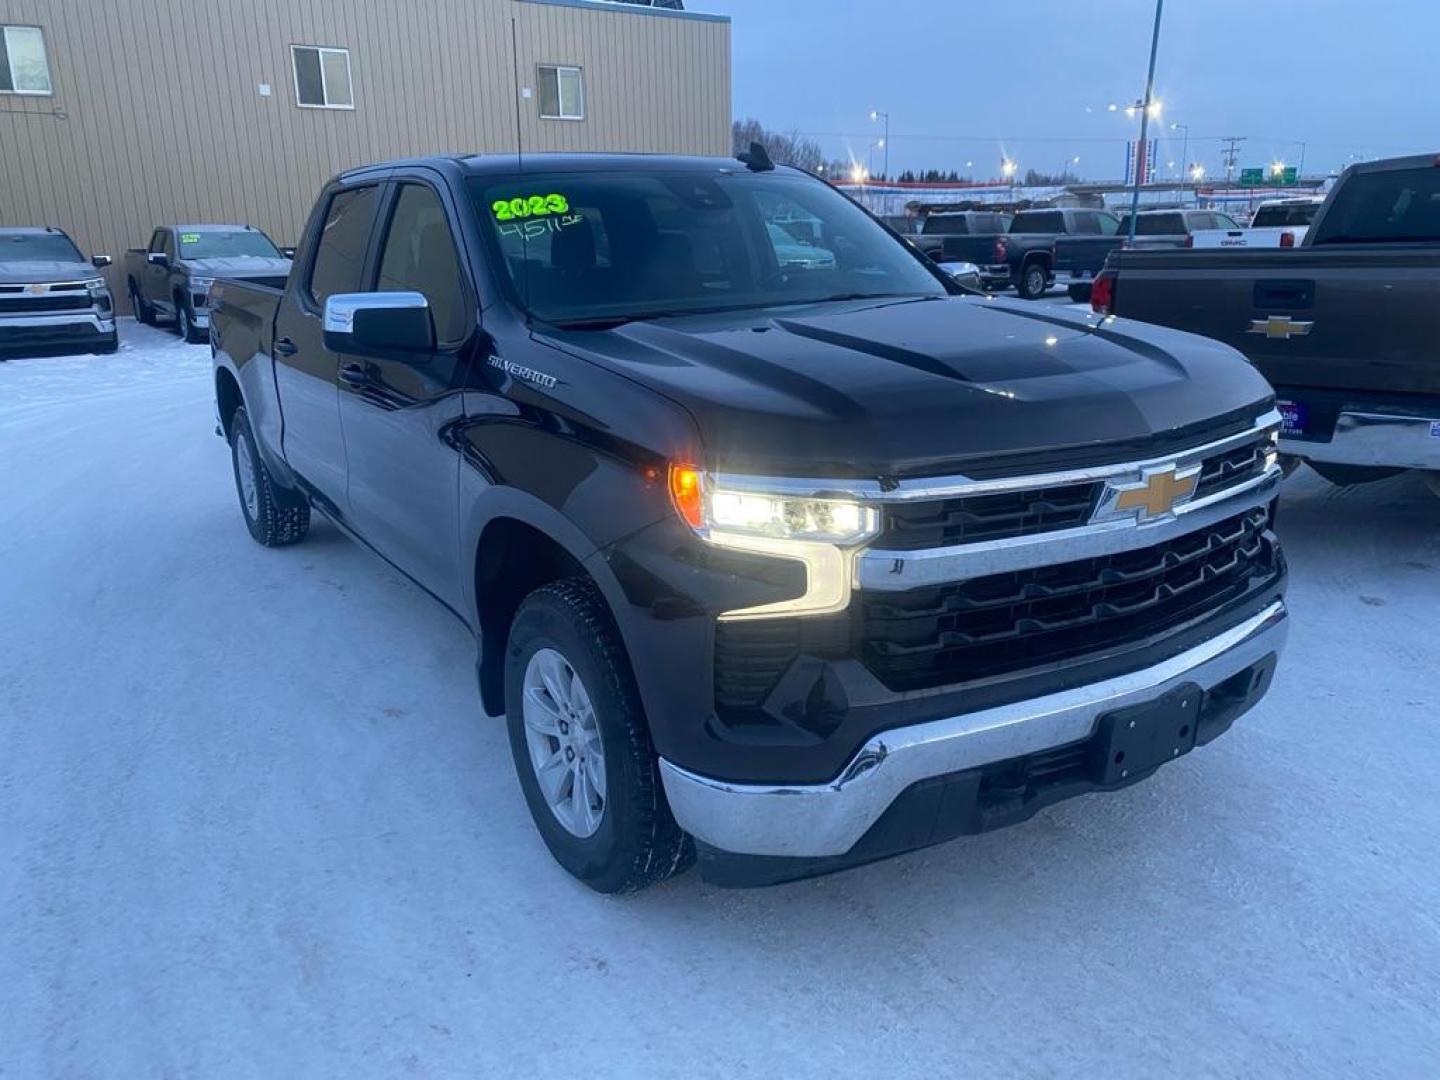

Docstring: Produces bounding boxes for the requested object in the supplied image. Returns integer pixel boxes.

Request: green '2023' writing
[492,194,570,222]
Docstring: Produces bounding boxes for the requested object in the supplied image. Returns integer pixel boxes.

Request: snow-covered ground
[3,321,1438,1079]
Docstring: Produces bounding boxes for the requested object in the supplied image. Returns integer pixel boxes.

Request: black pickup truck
[1095,154,1440,492]
[210,152,1289,890]
[1053,208,1235,302]
[909,210,1012,267]
[927,207,1121,299]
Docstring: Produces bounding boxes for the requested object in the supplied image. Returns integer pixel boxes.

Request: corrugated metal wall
[0,0,730,306]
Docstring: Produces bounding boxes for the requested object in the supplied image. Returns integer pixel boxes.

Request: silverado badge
[1247,315,1314,340]
[1096,465,1200,523]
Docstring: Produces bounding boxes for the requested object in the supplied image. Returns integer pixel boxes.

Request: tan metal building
[0,0,731,305]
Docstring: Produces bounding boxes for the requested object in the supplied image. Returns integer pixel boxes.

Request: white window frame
[290,44,353,111]
[537,64,585,121]
[1,24,54,96]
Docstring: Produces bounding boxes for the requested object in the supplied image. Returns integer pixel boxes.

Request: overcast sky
[700,0,1439,181]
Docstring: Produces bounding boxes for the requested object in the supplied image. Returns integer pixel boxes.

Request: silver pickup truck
[0,227,117,357]
[123,224,292,343]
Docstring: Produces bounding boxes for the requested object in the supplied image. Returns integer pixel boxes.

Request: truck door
[273,182,383,514]
[145,229,173,315]
[336,178,476,609]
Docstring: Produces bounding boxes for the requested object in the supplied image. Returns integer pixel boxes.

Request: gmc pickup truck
[909,210,1012,270]
[210,152,1290,891]
[0,227,117,356]
[124,224,292,343]
[1095,154,1440,492]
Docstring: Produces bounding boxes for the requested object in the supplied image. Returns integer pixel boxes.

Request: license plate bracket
[1087,684,1202,785]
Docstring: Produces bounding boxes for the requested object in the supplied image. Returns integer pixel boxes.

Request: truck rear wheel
[505,579,693,893]
[228,405,310,546]
[1018,260,1050,300]
[1308,462,1405,487]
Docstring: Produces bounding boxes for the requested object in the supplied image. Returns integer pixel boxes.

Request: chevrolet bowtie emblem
[1248,315,1313,340]
[26,283,49,295]
[1106,467,1199,521]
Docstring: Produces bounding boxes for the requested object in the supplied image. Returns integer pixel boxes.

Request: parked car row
[0,221,291,357]
[1093,154,1440,495]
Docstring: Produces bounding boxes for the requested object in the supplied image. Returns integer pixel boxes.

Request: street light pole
[1127,0,1165,245]
[870,110,890,181]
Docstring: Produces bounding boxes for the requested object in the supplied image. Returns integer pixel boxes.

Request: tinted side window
[161,231,175,258]
[148,229,165,254]
[376,184,468,344]
[1097,213,1120,236]
[1010,211,1064,233]
[308,185,380,304]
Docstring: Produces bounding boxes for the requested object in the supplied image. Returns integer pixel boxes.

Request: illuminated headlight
[191,277,214,290]
[670,465,879,620]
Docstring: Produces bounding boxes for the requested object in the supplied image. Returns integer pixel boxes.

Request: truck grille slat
[0,295,91,314]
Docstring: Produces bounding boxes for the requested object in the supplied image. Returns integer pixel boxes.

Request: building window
[0,25,53,95]
[537,65,583,120]
[291,45,352,109]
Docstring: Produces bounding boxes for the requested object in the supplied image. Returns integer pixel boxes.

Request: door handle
[338,363,369,388]
[274,337,298,357]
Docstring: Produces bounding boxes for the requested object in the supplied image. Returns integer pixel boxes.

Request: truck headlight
[670,464,879,620]
[84,277,106,291]
[191,277,214,290]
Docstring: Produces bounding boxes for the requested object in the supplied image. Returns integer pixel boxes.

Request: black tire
[228,405,310,546]
[176,293,205,343]
[1067,282,1093,304]
[1017,259,1050,300]
[128,279,153,325]
[1308,461,1406,487]
[505,578,694,894]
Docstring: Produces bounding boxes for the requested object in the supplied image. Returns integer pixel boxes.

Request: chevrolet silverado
[209,151,1290,890]
[0,227,116,356]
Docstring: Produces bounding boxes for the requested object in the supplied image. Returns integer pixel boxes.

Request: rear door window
[1310,168,1440,244]
[1009,210,1064,233]
[308,185,381,304]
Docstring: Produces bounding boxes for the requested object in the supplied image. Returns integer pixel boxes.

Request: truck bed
[1105,244,1440,397]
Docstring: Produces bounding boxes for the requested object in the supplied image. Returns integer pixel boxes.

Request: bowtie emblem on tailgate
[1094,465,1201,524]
[1247,315,1313,340]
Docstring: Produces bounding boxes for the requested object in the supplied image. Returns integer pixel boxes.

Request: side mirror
[323,292,434,357]
[939,261,984,292]
[147,251,170,267]
[91,254,112,269]
[280,247,297,259]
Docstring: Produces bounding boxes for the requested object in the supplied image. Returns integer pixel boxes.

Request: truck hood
[184,255,292,278]
[0,260,97,285]
[540,295,1274,478]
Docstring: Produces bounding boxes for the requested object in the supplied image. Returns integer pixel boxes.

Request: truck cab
[210,152,1289,891]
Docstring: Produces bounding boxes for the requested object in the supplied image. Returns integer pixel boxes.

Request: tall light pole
[870,110,890,181]
[1126,0,1165,245]
[1170,121,1190,197]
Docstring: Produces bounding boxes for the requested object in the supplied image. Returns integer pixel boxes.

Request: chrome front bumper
[661,600,1289,858]
[1282,406,1440,471]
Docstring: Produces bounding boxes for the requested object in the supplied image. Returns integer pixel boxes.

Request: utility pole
[1220,135,1246,184]
[1126,0,1165,245]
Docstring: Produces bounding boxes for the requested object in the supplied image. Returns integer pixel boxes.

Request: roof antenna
[737,141,774,172]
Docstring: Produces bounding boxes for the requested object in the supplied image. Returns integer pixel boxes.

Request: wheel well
[215,368,242,438]
[474,518,591,716]
[1022,252,1051,270]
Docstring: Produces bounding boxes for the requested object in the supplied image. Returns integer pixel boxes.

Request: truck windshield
[0,232,85,263]
[178,231,281,259]
[467,169,947,325]
[1310,167,1440,244]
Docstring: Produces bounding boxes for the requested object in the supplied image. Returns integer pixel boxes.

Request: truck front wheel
[176,294,206,344]
[228,406,310,546]
[1018,260,1050,300]
[505,579,694,893]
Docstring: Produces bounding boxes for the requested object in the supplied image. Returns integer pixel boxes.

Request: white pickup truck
[1190,197,1325,250]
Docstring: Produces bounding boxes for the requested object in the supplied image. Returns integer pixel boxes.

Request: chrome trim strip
[0,312,113,330]
[1281,408,1440,471]
[855,463,1281,589]
[712,409,1281,503]
[0,280,93,293]
[662,600,1288,858]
